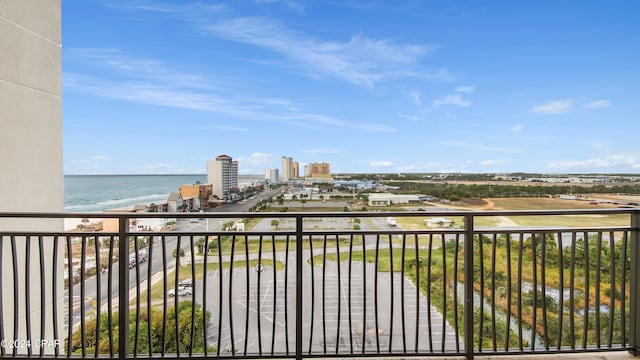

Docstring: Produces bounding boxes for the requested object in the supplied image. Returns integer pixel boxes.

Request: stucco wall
[0,0,63,354]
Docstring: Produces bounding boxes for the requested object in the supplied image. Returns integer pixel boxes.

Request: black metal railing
[1,209,640,359]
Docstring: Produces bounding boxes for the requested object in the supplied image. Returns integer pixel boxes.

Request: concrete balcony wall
[0,0,63,354]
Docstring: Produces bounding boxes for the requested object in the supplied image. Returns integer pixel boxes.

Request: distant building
[167,192,184,212]
[304,165,309,177]
[281,156,294,181]
[426,217,453,228]
[179,182,212,210]
[334,179,377,190]
[368,193,433,207]
[293,161,300,179]
[308,162,331,179]
[265,168,280,184]
[207,154,238,200]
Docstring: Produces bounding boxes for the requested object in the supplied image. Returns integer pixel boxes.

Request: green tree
[172,248,185,258]
[271,219,279,230]
[207,238,219,252]
[70,302,209,354]
[222,221,235,231]
[195,237,206,255]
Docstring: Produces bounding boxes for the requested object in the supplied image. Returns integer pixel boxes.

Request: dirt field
[386,179,640,187]
[408,196,633,228]
[481,197,622,210]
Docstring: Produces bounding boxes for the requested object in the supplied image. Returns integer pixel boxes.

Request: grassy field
[203,235,364,256]
[259,206,347,212]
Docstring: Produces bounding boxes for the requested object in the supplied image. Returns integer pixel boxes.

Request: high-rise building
[293,161,300,179]
[265,168,279,184]
[281,156,293,181]
[304,165,309,177]
[207,154,238,200]
[308,162,331,178]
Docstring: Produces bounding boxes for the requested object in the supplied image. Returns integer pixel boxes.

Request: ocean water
[64,174,263,212]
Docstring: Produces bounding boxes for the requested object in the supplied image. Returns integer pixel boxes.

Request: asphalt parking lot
[194,253,461,355]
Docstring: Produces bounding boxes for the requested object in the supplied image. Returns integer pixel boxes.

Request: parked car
[178,279,193,288]
[128,254,136,268]
[168,286,192,297]
[138,249,148,263]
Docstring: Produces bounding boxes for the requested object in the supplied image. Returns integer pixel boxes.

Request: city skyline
[63,1,639,175]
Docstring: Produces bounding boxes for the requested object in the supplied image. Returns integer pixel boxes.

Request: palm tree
[79,218,90,230]
[271,219,279,230]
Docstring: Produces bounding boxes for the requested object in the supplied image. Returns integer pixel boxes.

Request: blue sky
[63,0,640,175]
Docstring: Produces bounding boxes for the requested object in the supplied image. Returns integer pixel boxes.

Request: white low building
[368,193,434,206]
[426,217,454,228]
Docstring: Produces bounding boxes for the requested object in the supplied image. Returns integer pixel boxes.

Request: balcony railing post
[118,216,130,360]
[629,210,640,355]
[295,215,303,360]
[464,214,474,360]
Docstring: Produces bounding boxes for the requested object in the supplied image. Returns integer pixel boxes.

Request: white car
[168,286,192,297]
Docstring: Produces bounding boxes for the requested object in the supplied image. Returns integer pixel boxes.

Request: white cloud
[432,94,471,108]
[214,125,248,132]
[479,159,511,167]
[106,2,451,89]
[255,0,304,12]
[440,141,524,154]
[547,153,640,170]
[104,1,225,18]
[304,148,342,156]
[65,50,394,133]
[511,124,524,132]
[238,152,275,166]
[141,162,176,173]
[455,85,475,93]
[584,99,611,109]
[397,114,420,122]
[370,160,395,168]
[202,17,441,88]
[408,89,422,106]
[396,162,469,173]
[530,99,573,115]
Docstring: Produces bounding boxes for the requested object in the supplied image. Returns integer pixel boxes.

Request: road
[65,187,284,330]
